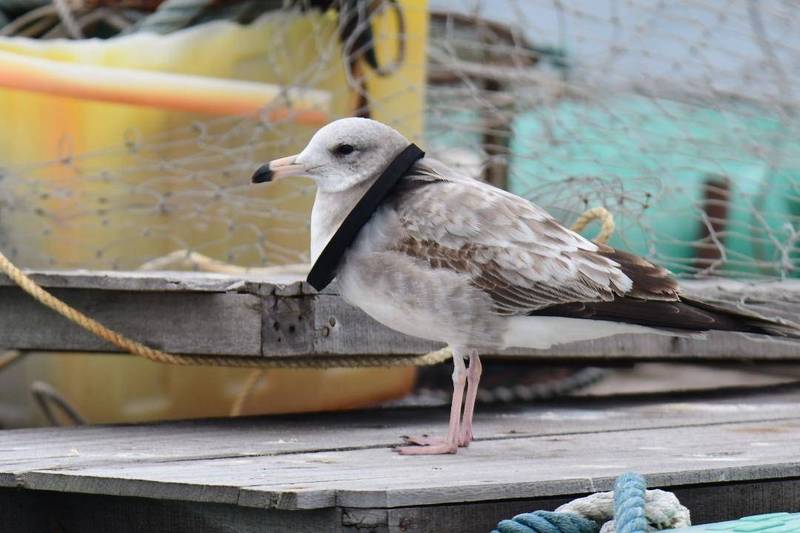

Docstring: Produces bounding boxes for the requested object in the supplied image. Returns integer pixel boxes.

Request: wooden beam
[0,271,799,361]
[0,287,262,356]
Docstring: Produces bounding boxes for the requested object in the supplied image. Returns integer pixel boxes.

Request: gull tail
[506,293,800,350]
[679,295,800,339]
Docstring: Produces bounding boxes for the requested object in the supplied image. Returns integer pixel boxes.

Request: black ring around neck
[306,143,425,291]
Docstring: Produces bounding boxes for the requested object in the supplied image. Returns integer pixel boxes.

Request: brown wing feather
[594,243,679,301]
[528,298,754,331]
[389,168,635,315]
[393,237,624,315]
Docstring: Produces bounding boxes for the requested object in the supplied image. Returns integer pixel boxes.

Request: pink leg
[459,352,482,447]
[397,350,467,455]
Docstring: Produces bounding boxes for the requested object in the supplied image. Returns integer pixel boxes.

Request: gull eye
[333,143,355,156]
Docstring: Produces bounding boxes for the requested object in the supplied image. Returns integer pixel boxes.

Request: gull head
[251,118,410,193]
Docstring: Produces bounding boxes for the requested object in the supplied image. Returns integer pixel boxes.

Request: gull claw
[395,443,458,455]
[401,435,446,447]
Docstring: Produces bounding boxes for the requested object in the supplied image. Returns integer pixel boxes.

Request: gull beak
[251,154,306,184]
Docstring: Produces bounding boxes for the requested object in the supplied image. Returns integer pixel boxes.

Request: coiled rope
[0,207,613,370]
[492,472,690,533]
[493,510,598,533]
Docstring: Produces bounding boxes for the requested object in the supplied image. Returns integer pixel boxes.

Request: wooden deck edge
[4,476,800,533]
[1,271,799,360]
[7,464,800,512]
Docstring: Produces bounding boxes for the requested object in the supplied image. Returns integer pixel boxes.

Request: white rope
[557,489,691,533]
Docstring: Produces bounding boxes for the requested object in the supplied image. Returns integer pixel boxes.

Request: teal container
[425,108,483,153]
[507,96,800,277]
[665,512,800,533]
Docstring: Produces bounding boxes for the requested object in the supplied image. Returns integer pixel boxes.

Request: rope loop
[572,206,615,244]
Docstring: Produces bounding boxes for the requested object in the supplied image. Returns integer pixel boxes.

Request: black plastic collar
[306,143,425,291]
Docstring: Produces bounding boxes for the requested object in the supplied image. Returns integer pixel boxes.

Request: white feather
[502,316,674,350]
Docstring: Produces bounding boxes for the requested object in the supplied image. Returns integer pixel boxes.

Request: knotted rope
[492,472,690,533]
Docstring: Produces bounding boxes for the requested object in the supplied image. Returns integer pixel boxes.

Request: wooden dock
[2,272,800,531]
[3,385,800,532]
[2,271,800,361]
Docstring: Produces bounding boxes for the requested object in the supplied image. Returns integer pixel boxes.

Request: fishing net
[1,0,799,282]
[0,0,426,270]
[427,0,800,280]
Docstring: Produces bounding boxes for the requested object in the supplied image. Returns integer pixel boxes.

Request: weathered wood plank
[3,389,800,514]
[10,417,800,511]
[0,287,262,355]
[0,270,278,292]
[0,489,342,533]
[1,271,800,360]
[310,293,435,355]
[262,293,316,356]
[2,388,798,478]
[0,270,315,295]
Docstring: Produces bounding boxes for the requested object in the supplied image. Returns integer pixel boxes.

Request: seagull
[252,117,799,455]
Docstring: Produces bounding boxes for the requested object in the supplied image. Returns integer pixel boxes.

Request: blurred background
[0,0,799,428]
